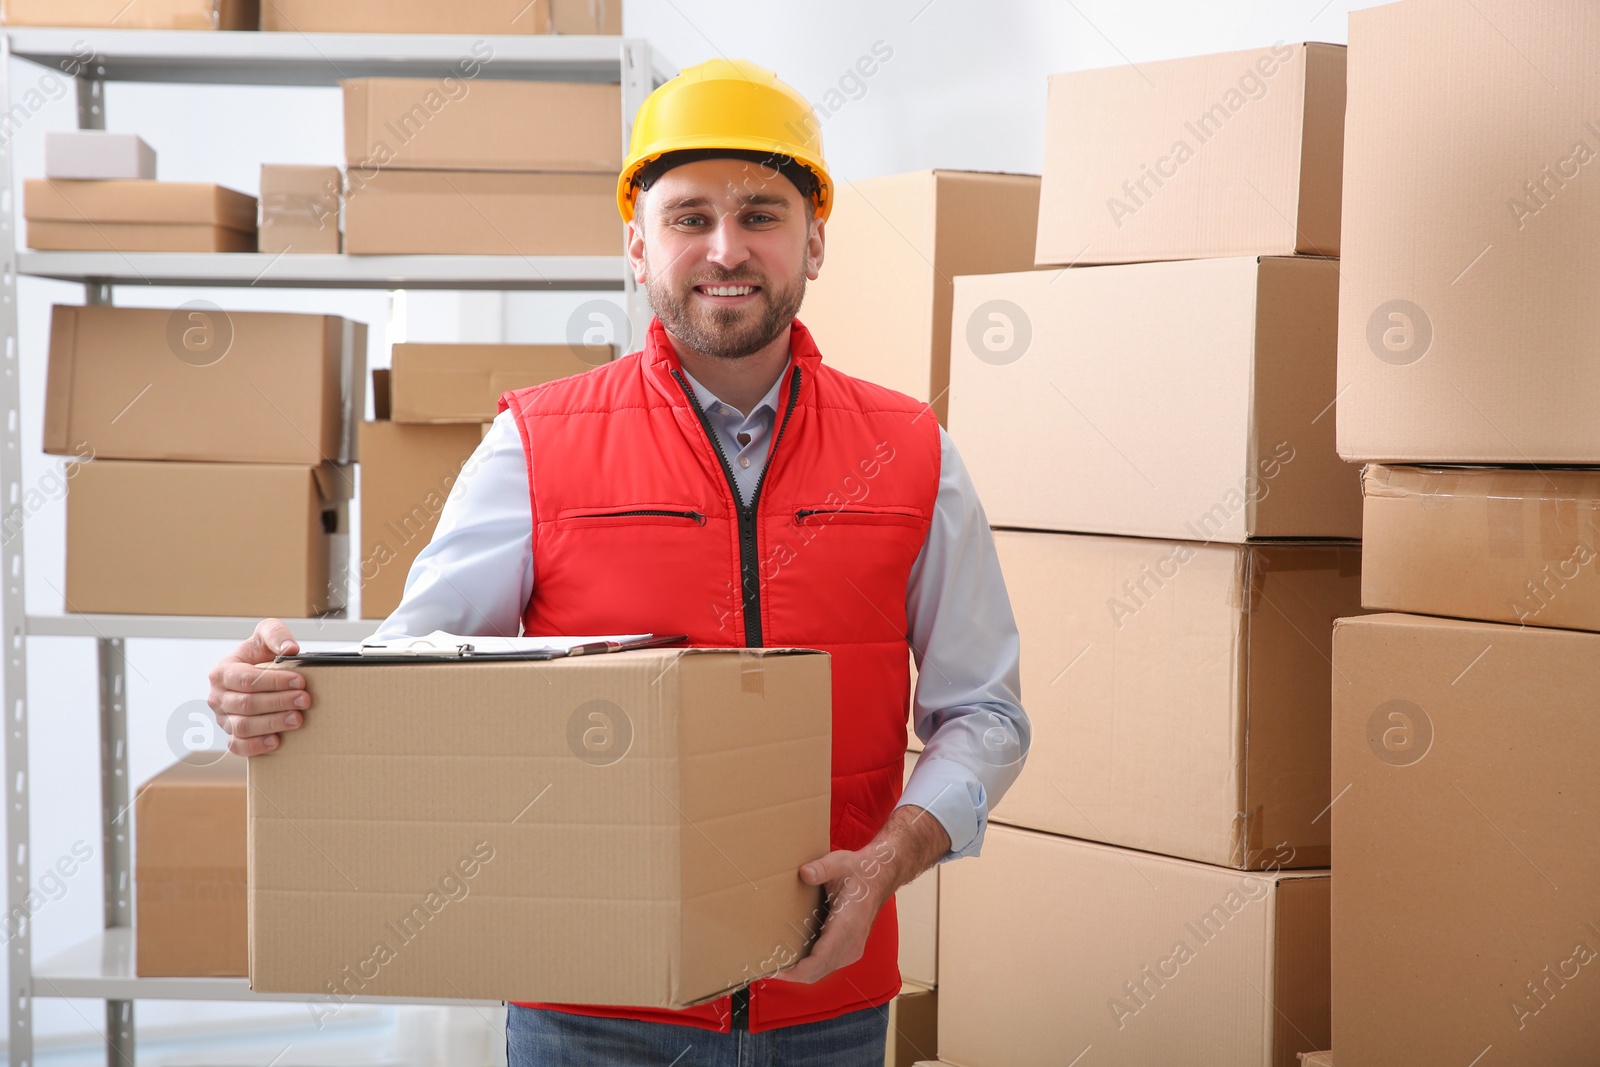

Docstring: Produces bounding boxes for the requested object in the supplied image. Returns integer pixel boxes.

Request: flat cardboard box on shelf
[136,753,247,977]
[390,342,603,423]
[45,131,157,181]
[66,460,350,617]
[991,530,1359,869]
[1332,613,1600,1064]
[357,399,485,619]
[938,824,1330,1067]
[948,256,1358,542]
[249,648,831,1005]
[261,0,552,33]
[1361,464,1600,632]
[44,304,365,465]
[1337,0,1600,463]
[2,0,258,28]
[343,79,621,174]
[897,752,938,987]
[1036,43,1345,266]
[887,982,938,1067]
[343,169,616,256]
[259,164,342,254]
[25,179,257,252]
[798,171,1040,426]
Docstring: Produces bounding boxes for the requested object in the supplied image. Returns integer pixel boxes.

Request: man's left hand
[770,804,951,985]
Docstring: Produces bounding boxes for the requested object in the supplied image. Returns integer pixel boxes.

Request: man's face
[628,157,825,361]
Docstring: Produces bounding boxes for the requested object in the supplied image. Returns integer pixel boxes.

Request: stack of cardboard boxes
[922,44,1354,1067]
[358,342,605,619]
[52,303,364,617]
[341,77,621,256]
[0,0,619,33]
[1330,1,1600,1063]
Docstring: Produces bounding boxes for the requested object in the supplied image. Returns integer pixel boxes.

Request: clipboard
[275,632,688,665]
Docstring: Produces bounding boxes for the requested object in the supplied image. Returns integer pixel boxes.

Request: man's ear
[806,216,825,282]
[626,219,648,285]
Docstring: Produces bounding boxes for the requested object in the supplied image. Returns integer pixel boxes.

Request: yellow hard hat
[617,58,832,223]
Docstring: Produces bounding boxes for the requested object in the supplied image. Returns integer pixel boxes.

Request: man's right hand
[207,618,307,757]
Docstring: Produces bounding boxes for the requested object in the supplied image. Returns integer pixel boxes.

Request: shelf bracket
[98,638,134,1066]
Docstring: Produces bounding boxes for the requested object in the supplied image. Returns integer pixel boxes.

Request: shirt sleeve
[895,426,1030,862]
[365,410,534,642]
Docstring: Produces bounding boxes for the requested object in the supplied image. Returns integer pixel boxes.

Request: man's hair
[632,148,819,223]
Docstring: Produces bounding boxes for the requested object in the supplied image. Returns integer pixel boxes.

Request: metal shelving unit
[0,26,673,1066]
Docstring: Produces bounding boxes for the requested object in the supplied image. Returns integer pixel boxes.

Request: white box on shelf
[44,131,157,180]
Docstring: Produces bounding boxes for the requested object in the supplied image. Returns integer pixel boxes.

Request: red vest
[498,317,941,1032]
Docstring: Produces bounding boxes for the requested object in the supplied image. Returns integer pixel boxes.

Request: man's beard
[644,260,807,361]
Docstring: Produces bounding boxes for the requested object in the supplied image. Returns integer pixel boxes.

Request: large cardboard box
[948,257,1358,542]
[1337,0,1600,463]
[259,164,342,254]
[44,304,365,465]
[1332,614,1600,1065]
[1036,43,1345,266]
[343,79,620,174]
[2,0,257,28]
[939,824,1330,1067]
[25,179,257,252]
[551,0,618,34]
[1361,464,1600,632]
[390,342,602,423]
[261,0,551,33]
[343,169,616,256]
[135,753,247,977]
[991,530,1359,868]
[249,648,832,1005]
[357,416,484,620]
[45,132,157,181]
[798,171,1041,426]
[66,460,350,616]
[897,752,939,987]
[888,982,938,1067]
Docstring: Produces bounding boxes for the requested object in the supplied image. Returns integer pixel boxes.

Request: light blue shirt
[372,360,1029,862]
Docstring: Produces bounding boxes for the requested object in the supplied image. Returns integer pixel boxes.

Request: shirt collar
[681,359,792,421]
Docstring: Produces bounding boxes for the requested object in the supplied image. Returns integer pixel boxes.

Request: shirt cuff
[895,754,989,862]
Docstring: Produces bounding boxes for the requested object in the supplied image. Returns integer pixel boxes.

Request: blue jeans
[505,1004,890,1067]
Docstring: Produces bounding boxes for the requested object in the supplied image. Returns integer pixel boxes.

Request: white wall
[3,0,1380,1060]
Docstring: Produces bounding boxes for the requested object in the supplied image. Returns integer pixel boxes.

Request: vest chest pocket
[792,504,925,527]
[556,505,709,528]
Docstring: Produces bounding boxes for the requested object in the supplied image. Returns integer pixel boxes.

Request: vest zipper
[568,508,707,524]
[670,364,802,651]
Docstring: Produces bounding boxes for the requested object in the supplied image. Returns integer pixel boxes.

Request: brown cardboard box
[25,179,257,252]
[358,419,484,620]
[1361,464,1600,632]
[938,824,1330,1067]
[1331,613,1600,1065]
[1036,43,1345,266]
[249,648,832,1005]
[135,753,247,977]
[798,171,1040,425]
[66,460,351,616]
[991,530,1359,869]
[44,304,365,465]
[390,343,602,423]
[259,164,342,254]
[343,79,620,173]
[551,0,618,34]
[343,169,616,256]
[2,0,258,28]
[897,753,938,987]
[261,0,551,33]
[888,982,938,1067]
[948,257,1357,542]
[1337,0,1600,463]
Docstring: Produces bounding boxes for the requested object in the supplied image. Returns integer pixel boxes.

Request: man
[208,58,1027,1066]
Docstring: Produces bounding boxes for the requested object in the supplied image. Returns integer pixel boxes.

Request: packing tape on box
[261,192,338,230]
[738,650,765,696]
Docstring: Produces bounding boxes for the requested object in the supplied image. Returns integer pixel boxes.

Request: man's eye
[746,213,777,225]
[676,215,707,228]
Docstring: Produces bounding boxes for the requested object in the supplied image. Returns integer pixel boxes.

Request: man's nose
[704,212,751,270]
